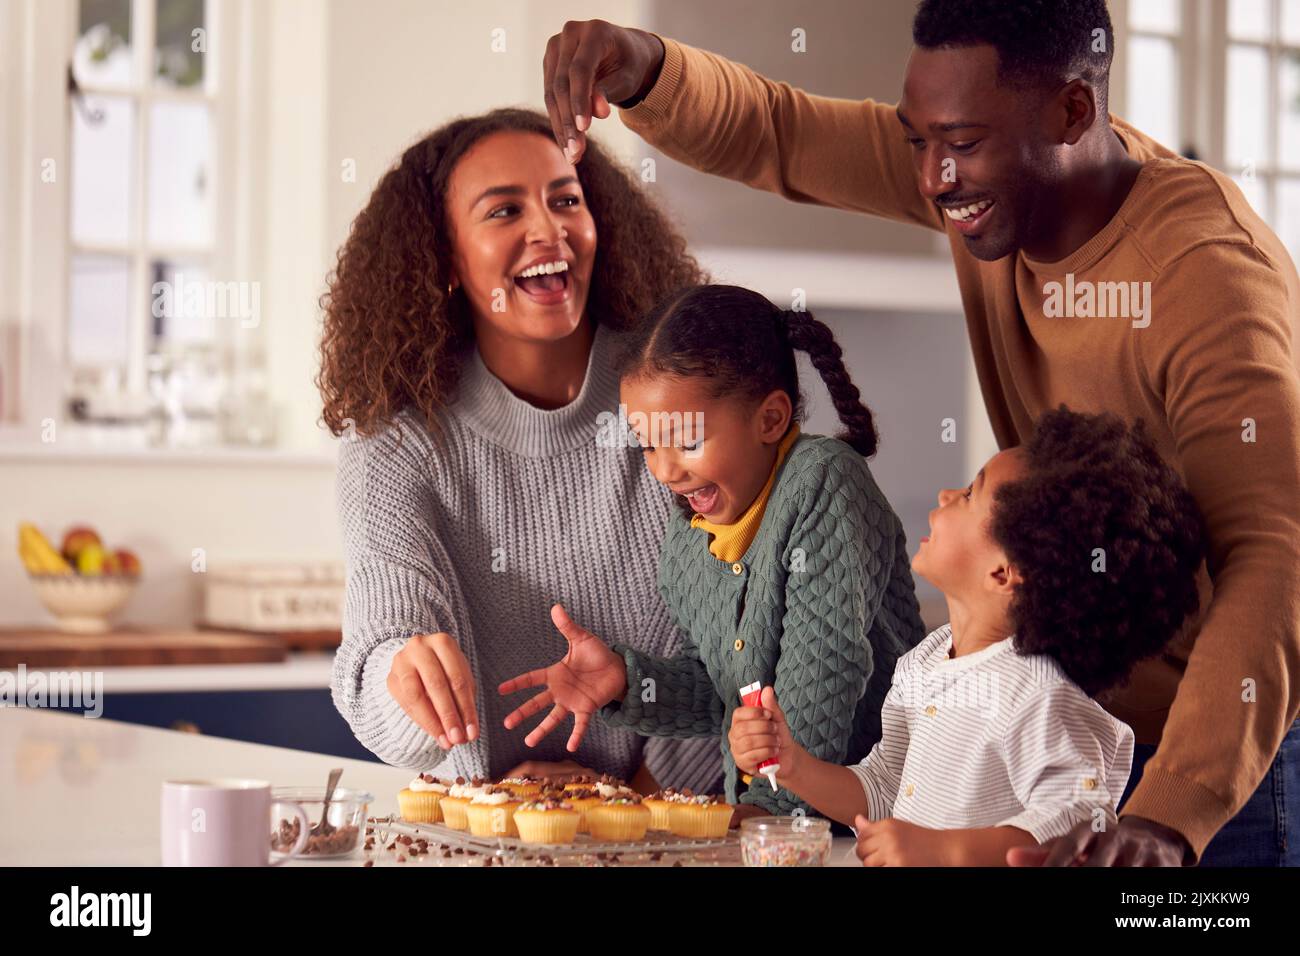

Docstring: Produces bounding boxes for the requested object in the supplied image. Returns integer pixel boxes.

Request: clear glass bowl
[740,815,832,867]
[270,787,374,859]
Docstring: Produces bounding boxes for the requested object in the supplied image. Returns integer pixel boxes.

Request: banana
[17,523,73,575]
[18,538,43,573]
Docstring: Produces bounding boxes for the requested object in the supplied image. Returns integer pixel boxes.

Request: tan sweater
[619,36,1300,861]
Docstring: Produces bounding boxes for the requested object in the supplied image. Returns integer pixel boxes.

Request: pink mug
[161,778,310,866]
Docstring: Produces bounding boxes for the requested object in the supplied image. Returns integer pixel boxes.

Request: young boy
[729,406,1206,865]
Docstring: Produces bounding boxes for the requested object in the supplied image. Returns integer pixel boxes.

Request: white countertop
[0,709,861,867]
[1,653,337,694]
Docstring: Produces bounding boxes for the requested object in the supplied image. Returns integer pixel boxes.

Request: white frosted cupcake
[585,794,651,841]
[514,797,581,844]
[438,776,489,831]
[667,793,734,838]
[465,786,522,838]
[497,775,545,798]
[643,788,688,831]
[397,772,450,823]
[593,780,638,800]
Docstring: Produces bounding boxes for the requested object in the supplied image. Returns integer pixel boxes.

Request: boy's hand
[853,816,951,867]
[729,685,804,782]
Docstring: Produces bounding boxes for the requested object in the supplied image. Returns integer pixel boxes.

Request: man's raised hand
[542,20,665,163]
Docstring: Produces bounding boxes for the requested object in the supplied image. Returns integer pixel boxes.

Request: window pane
[73,0,133,88]
[150,261,216,343]
[1130,0,1180,33]
[155,0,206,89]
[147,101,212,247]
[1230,0,1273,41]
[1227,45,1270,169]
[71,94,135,245]
[1285,0,1300,43]
[69,255,131,366]
[1127,36,1178,150]
[1280,54,1300,170]
[1275,178,1300,258]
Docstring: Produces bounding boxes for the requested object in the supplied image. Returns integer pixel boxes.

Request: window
[1221,0,1300,256]
[67,0,230,446]
[1127,0,1184,152]
[1119,0,1300,260]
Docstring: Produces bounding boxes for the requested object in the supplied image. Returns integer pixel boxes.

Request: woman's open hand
[498,604,628,751]
[386,632,479,750]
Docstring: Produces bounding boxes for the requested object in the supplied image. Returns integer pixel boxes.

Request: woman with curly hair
[319,107,722,793]
[727,406,1206,865]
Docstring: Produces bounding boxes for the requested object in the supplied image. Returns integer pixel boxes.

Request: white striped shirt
[848,625,1135,843]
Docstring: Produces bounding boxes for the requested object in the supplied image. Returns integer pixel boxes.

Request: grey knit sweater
[330,321,724,792]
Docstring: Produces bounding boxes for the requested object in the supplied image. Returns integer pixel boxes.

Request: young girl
[729,407,1206,865]
[498,284,927,821]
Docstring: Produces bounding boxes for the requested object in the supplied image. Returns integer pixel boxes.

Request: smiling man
[541,0,1300,867]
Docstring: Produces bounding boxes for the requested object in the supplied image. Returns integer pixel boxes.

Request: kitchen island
[0,709,861,866]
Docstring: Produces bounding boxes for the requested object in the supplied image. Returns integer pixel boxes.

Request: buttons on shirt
[731,562,744,575]
[924,705,937,716]
[1082,777,1098,791]
[904,784,915,797]
[734,639,745,652]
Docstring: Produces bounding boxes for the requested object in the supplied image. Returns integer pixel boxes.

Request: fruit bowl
[27,573,140,633]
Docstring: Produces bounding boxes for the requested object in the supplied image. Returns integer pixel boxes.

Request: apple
[76,543,106,576]
[103,552,124,575]
[61,526,102,564]
[115,548,142,576]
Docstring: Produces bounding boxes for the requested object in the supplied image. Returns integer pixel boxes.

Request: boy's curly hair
[317,108,705,440]
[990,406,1206,696]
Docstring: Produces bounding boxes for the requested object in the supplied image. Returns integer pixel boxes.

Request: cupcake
[563,773,625,793]
[667,793,735,838]
[643,788,689,831]
[585,794,651,842]
[513,797,581,845]
[497,775,545,799]
[592,779,638,800]
[397,772,449,823]
[438,776,489,831]
[465,786,523,838]
[560,786,602,833]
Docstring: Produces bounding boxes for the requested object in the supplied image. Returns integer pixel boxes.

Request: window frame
[1117,0,1300,234]
[1,0,243,444]
[1212,0,1300,232]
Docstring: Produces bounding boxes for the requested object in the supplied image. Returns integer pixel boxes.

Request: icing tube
[739,681,780,792]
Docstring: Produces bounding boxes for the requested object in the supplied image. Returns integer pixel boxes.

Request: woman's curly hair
[990,406,1206,696]
[317,108,706,439]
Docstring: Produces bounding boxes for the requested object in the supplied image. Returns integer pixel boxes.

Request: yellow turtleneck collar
[689,425,801,563]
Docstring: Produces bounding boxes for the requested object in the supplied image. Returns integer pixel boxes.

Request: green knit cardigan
[599,433,927,815]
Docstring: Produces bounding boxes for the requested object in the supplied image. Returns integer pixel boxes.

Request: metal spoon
[315,767,343,835]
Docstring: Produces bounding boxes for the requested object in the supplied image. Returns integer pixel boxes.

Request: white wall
[323,0,649,254]
[2,452,339,628]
